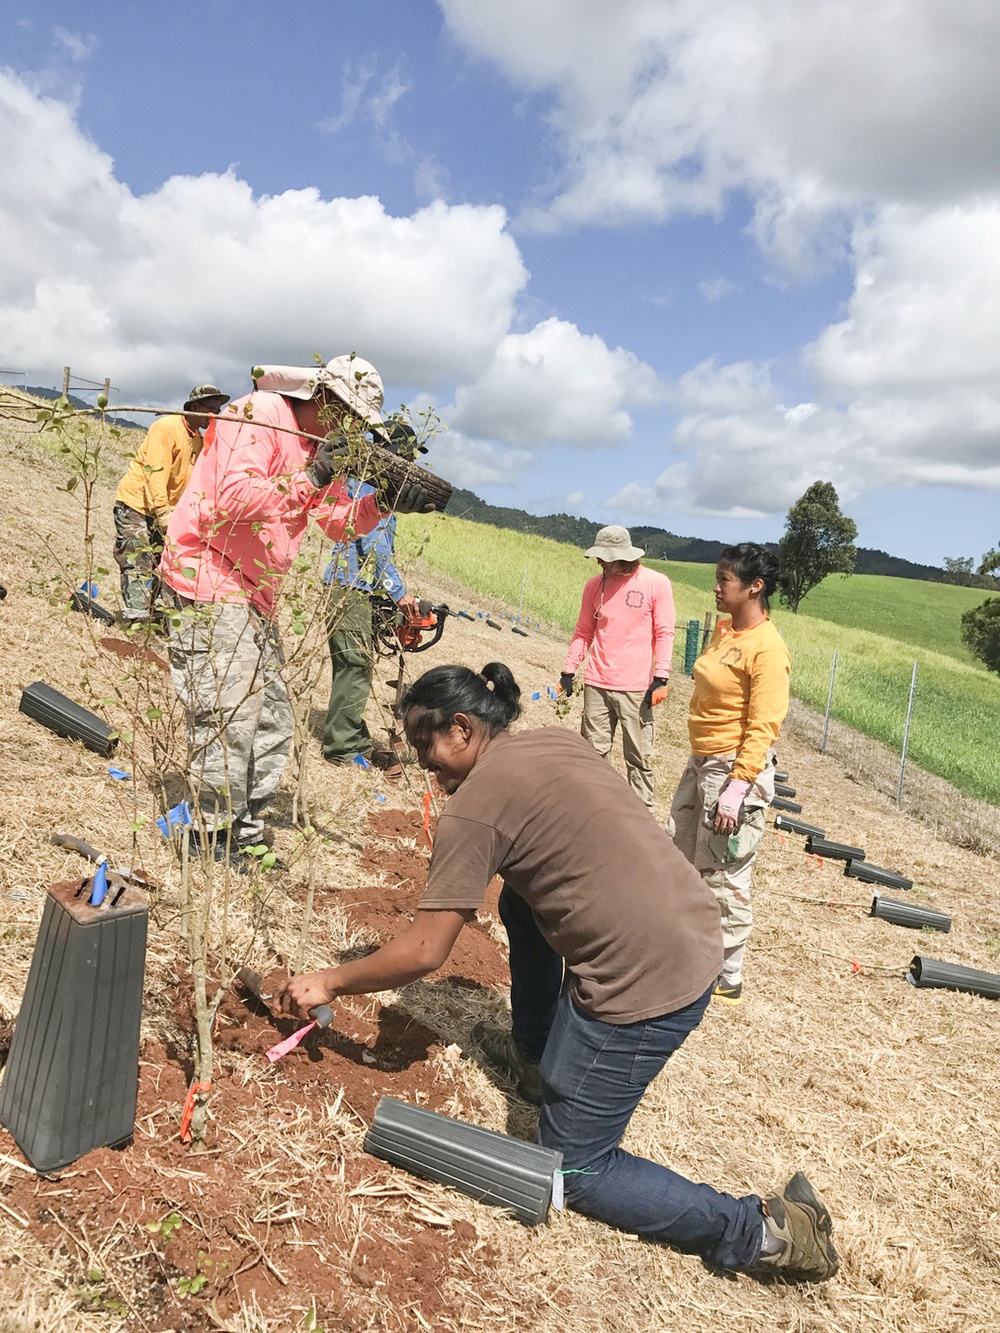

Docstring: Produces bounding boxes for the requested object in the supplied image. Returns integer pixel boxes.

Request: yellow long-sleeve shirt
[688,615,791,782]
[115,415,202,519]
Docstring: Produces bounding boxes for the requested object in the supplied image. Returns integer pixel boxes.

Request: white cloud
[608,201,1000,518]
[0,71,527,405]
[424,430,533,492]
[53,29,97,63]
[448,318,664,449]
[698,277,738,303]
[565,490,585,507]
[440,0,1000,247]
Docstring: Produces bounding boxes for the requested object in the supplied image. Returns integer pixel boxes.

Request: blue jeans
[499,886,764,1270]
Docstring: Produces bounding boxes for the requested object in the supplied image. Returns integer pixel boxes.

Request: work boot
[369,749,404,779]
[471,1023,543,1105]
[712,976,743,1005]
[756,1172,839,1281]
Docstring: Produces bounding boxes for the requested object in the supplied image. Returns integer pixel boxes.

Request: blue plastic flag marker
[89,861,110,907]
[156,800,193,838]
[477,611,483,618]
[373,793,387,803]
[531,691,541,701]
[353,753,371,769]
[80,580,99,599]
[108,766,131,781]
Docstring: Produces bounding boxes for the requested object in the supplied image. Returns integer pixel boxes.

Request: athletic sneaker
[756,1172,840,1281]
[470,1023,544,1106]
[713,976,743,1005]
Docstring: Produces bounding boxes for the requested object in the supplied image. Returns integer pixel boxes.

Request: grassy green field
[399,512,1000,805]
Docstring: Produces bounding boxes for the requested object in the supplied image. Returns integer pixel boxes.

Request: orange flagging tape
[850,958,863,974]
[421,791,433,848]
[777,832,788,846]
[179,1080,212,1143]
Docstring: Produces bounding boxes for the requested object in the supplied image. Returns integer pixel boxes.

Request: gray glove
[383,478,436,514]
[306,434,349,490]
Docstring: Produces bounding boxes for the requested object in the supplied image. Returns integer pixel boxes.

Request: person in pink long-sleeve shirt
[160,355,435,868]
[562,526,675,810]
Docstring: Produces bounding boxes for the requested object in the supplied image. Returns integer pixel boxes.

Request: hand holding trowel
[236,966,333,1028]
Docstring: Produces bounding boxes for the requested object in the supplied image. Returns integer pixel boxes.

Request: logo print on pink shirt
[625,591,645,608]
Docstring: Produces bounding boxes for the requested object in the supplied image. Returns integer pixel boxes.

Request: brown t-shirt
[419,728,723,1023]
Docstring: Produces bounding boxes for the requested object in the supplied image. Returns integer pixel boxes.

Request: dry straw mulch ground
[0,406,998,1331]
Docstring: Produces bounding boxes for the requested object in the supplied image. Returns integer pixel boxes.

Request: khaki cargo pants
[667,753,775,983]
[581,685,654,810]
[167,600,292,845]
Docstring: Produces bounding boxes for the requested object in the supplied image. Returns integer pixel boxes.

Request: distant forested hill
[444,487,946,582]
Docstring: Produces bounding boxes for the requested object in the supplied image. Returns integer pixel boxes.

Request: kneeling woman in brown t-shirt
[279,662,837,1282]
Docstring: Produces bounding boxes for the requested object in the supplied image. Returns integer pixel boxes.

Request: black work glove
[559,672,575,697]
[306,434,349,490]
[642,676,669,709]
[382,478,437,514]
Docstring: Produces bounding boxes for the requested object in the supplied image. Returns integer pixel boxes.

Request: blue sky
[2,1,999,565]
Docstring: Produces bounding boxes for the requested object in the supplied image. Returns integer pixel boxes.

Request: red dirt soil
[0,805,509,1330]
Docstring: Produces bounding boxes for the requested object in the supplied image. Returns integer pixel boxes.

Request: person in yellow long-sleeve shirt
[113,383,229,619]
[668,544,790,1006]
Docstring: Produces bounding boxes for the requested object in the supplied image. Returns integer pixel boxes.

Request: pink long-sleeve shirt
[160,391,384,618]
[563,565,676,691]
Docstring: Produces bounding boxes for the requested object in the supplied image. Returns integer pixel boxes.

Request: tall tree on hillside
[777,481,858,613]
[961,598,1000,674]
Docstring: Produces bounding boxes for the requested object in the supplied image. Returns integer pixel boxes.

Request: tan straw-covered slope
[0,401,997,1331]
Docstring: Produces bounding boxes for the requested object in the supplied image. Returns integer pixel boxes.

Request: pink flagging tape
[266,1021,317,1063]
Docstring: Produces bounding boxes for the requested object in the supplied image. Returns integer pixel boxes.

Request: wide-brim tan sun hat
[585,525,645,561]
[252,355,384,425]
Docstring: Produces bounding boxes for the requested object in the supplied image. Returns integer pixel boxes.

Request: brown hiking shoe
[757,1172,839,1281]
[470,1023,543,1105]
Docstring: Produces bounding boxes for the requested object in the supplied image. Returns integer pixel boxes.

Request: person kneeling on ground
[279,662,838,1281]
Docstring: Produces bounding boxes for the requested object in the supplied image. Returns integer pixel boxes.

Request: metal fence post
[896,661,918,804]
[821,649,838,754]
[683,619,700,675]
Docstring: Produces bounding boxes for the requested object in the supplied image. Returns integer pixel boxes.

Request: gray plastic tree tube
[364,1096,563,1225]
[805,837,865,862]
[844,860,912,891]
[774,783,797,798]
[871,895,951,932]
[770,796,803,813]
[908,956,1000,998]
[774,815,826,838]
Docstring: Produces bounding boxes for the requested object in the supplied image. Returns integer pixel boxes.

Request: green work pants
[322,590,375,762]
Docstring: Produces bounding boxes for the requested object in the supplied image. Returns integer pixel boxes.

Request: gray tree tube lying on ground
[805,837,865,862]
[365,1096,563,1225]
[771,796,803,813]
[871,895,951,932]
[774,815,826,838]
[845,860,913,891]
[908,956,1000,999]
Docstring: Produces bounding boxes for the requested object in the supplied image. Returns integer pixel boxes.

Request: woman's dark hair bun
[401,662,522,738]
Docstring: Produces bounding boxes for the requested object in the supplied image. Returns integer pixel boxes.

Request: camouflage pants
[112,502,162,612]
[167,600,292,844]
[581,685,655,809]
[668,752,775,983]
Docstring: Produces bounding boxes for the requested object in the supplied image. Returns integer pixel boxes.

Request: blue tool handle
[89,861,110,907]
[310,1004,333,1028]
